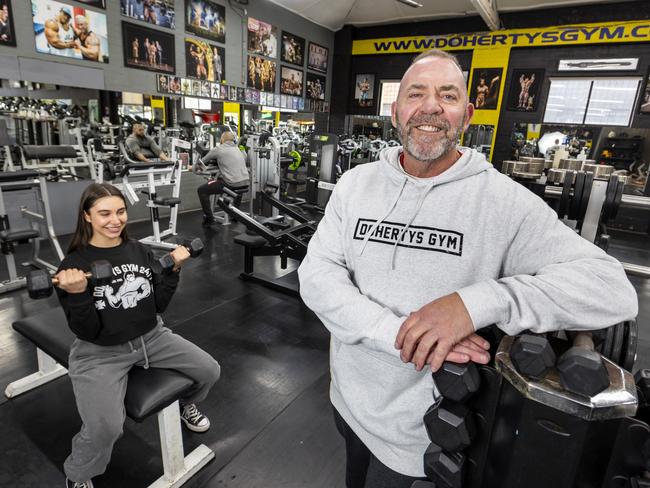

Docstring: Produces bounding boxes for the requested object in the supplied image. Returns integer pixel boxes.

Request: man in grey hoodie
[297,49,638,487]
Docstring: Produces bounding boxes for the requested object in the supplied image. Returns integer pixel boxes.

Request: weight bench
[4,306,214,488]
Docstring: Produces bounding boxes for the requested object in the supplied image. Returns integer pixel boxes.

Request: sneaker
[180,403,210,433]
[202,216,216,227]
[65,479,93,488]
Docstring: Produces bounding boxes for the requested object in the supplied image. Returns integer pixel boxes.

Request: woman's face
[84,196,127,244]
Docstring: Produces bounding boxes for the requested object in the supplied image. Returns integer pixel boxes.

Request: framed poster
[157,74,169,93]
[121,0,175,29]
[247,55,276,91]
[185,38,224,82]
[185,0,225,43]
[211,82,220,98]
[281,31,305,67]
[247,17,277,58]
[169,76,181,94]
[307,42,328,73]
[76,0,105,8]
[354,74,374,108]
[181,77,193,95]
[0,0,16,46]
[237,87,245,102]
[228,85,237,100]
[558,58,638,71]
[469,68,502,110]
[306,72,325,100]
[280,66,303,96]
[123,21,175,73]
[32,0,109,62]
[507,69,544,112]
[220,84,228,99]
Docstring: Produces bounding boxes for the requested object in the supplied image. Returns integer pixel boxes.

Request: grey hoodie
[297,146,638,476]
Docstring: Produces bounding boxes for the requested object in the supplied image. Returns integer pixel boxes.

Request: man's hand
[441,334,491,366]
[395,293,486,372]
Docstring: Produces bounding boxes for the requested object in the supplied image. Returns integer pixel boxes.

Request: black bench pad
[22,145,78,160]
[12,307,194,422]
[0,170,39,182]
[0,229,40,243]
[234,234,268,248]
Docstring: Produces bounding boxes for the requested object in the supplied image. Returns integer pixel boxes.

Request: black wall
[492,42,650,165]
[331,0,650,134]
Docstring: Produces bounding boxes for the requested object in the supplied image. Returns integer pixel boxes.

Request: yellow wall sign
[352,20,650,55]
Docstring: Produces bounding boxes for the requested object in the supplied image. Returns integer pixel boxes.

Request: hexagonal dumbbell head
[183,237,204,257]
[510,334,556,379]
[423,443,465,488]
[89,260,113,285]
[424,398,475,451]
[432,361,481,403]
[26,269,54,299]
[557,348,609,397]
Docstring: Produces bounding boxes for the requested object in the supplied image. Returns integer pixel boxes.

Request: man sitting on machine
[125,122,170,162]
[194,131,249,227]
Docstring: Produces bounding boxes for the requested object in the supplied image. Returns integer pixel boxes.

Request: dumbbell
[510,334,556,379]
[557,331,610,397]
[26,260,113,299]
[432,361,481,403]
[423,443,464,488]
[157,238,204,272]
[424,398,475,452]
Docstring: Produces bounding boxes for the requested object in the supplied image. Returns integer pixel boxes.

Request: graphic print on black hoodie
[94,264,153,311]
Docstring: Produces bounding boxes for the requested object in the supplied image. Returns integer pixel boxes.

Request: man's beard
[396,112,464,163]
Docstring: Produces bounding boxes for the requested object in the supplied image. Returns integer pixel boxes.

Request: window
[379,81,400,116]
[544,77,641,126]
[584,79,640,126]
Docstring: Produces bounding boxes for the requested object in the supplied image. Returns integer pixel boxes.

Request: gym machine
[0,169,64,294]
[114,142,183,251]
[500,158,650,279]
[306,133,339,209]
[217,190,316,296]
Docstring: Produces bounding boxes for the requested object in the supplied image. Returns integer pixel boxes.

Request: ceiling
[266,0,636,31]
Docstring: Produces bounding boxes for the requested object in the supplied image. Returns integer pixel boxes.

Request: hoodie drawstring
[128,336,150,369]
[359,177,408,257]
[390,183,435,270]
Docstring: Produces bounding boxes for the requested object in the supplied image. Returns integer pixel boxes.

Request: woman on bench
[54,183,221,488]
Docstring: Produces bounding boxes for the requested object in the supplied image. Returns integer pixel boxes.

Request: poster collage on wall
[18,0,330,112]
[156,73,312,111]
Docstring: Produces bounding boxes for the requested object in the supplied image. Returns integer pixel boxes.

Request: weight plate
[601,175,618,224]
[578,171,594,223]
[611,321,625,367]
[602,324,615,360]
[558,171,573,218]
[569,171,585,220]
[611,178,625,221]
[622,320,638,372]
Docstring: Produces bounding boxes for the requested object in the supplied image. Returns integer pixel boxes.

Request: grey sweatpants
[64,322,221,483]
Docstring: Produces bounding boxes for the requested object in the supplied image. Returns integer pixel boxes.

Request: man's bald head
[221,131,235,144]
[400,49,467,102]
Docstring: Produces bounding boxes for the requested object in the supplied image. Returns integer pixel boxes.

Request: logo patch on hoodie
[353,218,463,256]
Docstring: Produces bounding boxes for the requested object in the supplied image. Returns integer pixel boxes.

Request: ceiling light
[396,0,423,8]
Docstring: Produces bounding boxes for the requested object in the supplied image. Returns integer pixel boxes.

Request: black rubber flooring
[0,211,648,487]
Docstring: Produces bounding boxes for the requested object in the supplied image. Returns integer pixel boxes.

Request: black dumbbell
[26,260,113,299]
[424,398,476,452]
[510,334,556,379]
[423,443,464,488]
[557,331,609,397]
[432,362,481,403]
[157,238,204,272]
